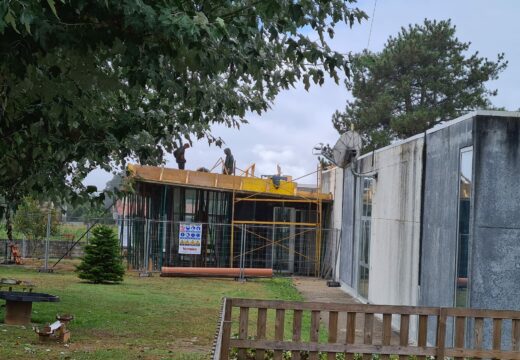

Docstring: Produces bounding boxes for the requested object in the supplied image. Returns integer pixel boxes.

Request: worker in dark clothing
[223,148,234,175]
[174,143,190,170]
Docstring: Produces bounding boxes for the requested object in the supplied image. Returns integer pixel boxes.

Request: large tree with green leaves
[332,19,507,151]
[0,1,366,240]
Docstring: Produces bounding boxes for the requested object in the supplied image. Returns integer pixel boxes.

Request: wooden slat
[399,314,410,360]
[436,308,447,360]
[493,318,502,355]
[345,312,356,360]
[381,313,392,360]
[238,307,249,360]
[229,339,438,356]
[328,311,339,360]
[454,316,465,360]
[255,308,267,360]
[417,315,428,360]
[474,317,484,351]
[363,313,374,360]
[219,299,233,360]
[444,348,520,360]
[309,310,320,360]
[292,309,303,360]
[513,319,520,352]
[444,307,520,320]
[231,298,440,315]
[274,309,285,360]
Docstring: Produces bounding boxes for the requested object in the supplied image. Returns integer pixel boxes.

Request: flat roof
[358,110,520,161]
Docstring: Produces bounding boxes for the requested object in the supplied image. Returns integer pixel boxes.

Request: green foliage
[76,225,124,284]
[0,1,366,206]
[332,19,507,151]
[12,196,59,240]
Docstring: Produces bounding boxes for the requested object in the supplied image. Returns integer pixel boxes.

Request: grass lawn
[0,261,306,360]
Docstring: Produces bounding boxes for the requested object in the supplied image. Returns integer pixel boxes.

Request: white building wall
[367,138,423,308]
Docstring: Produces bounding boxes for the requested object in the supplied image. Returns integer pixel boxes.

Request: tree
[76,225,124,284]
[332,19,507,151]
[0,1,366,213]
[13,196,60,241]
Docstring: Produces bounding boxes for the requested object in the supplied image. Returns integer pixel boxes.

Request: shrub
[76,225,124,283]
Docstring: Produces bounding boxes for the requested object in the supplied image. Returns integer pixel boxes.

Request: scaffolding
[124,164,332,276]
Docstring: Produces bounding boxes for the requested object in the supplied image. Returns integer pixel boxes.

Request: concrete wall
[366,138,423,307]
[339,166,356,287]
[471,116,520,313]
[419,117,473,307]
[321,167,344,231]
[337,136,424,307]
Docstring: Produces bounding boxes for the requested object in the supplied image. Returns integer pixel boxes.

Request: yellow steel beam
[232,220,318,226]
[235,198,319,203]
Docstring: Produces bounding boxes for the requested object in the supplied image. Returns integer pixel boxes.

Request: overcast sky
[85,0,520,189]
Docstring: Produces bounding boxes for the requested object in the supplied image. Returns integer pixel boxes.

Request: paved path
[292,277,399,344]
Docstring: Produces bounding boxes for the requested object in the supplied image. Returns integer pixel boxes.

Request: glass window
[456,147,473,307]
[358,177,373,299]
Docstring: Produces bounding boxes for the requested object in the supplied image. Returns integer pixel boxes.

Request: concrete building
[335,111,520,318]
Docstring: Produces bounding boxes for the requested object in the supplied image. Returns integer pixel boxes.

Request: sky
[85,0,520,190]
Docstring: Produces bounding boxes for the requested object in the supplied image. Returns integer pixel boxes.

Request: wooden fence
[214,298,520,360]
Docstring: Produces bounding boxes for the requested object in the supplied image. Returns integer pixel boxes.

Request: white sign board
[178,223,202,255]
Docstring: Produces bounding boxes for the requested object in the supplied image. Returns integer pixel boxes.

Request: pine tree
[76,225,124,284]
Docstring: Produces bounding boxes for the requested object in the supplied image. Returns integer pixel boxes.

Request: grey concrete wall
[339,166,356,287]
[338,135,424,307]
[471,116,520,314]
[367,138,423,307]
[420,117,473,308]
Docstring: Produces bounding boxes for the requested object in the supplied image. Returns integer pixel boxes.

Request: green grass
[0,263,311,359]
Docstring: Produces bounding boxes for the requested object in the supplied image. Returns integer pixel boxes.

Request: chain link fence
[122,218,340,278]
[1,211,117,263]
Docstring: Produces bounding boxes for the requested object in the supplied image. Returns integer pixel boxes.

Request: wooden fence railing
[214,298,520,360]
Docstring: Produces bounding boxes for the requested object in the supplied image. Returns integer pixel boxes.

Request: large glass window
[456,147,473,307]
[358,178,373,299]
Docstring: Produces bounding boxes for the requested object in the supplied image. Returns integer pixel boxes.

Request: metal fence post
[39,209,52,273]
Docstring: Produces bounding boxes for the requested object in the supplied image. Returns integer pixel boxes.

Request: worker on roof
[173,143,190,170]
[223,148,234,175]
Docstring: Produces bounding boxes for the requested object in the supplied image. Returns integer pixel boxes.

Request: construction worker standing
[223,148,234,175]
[174,143,190,170]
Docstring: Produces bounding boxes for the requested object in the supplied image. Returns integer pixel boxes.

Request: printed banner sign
[178,223,202,255]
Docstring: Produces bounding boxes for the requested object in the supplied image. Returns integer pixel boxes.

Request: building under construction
[120,164,338,276]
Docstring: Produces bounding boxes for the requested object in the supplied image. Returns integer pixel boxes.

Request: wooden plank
[493,318,502,356]
[310,310,320,360]
[229,339,439,356]
[328,311,339,360]
[345,312,356,360]
[363,313,374,360]
[274,309,285,360]
[417,315,428,360]
[255,308,267,360]
[444,348,520,360]
[238,307,249,360]
[381,313,392,360]
[474,317,484,352]
[399,314,410,360]
[230,298,440,315]
[444,307,520,320]
[436,308,446,360]
[454,316,465,360]
[513,319,520,352]
[219,299,233,360]
[292,309,303,360]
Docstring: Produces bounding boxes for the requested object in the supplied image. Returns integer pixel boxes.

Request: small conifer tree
[76,225,124,283]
